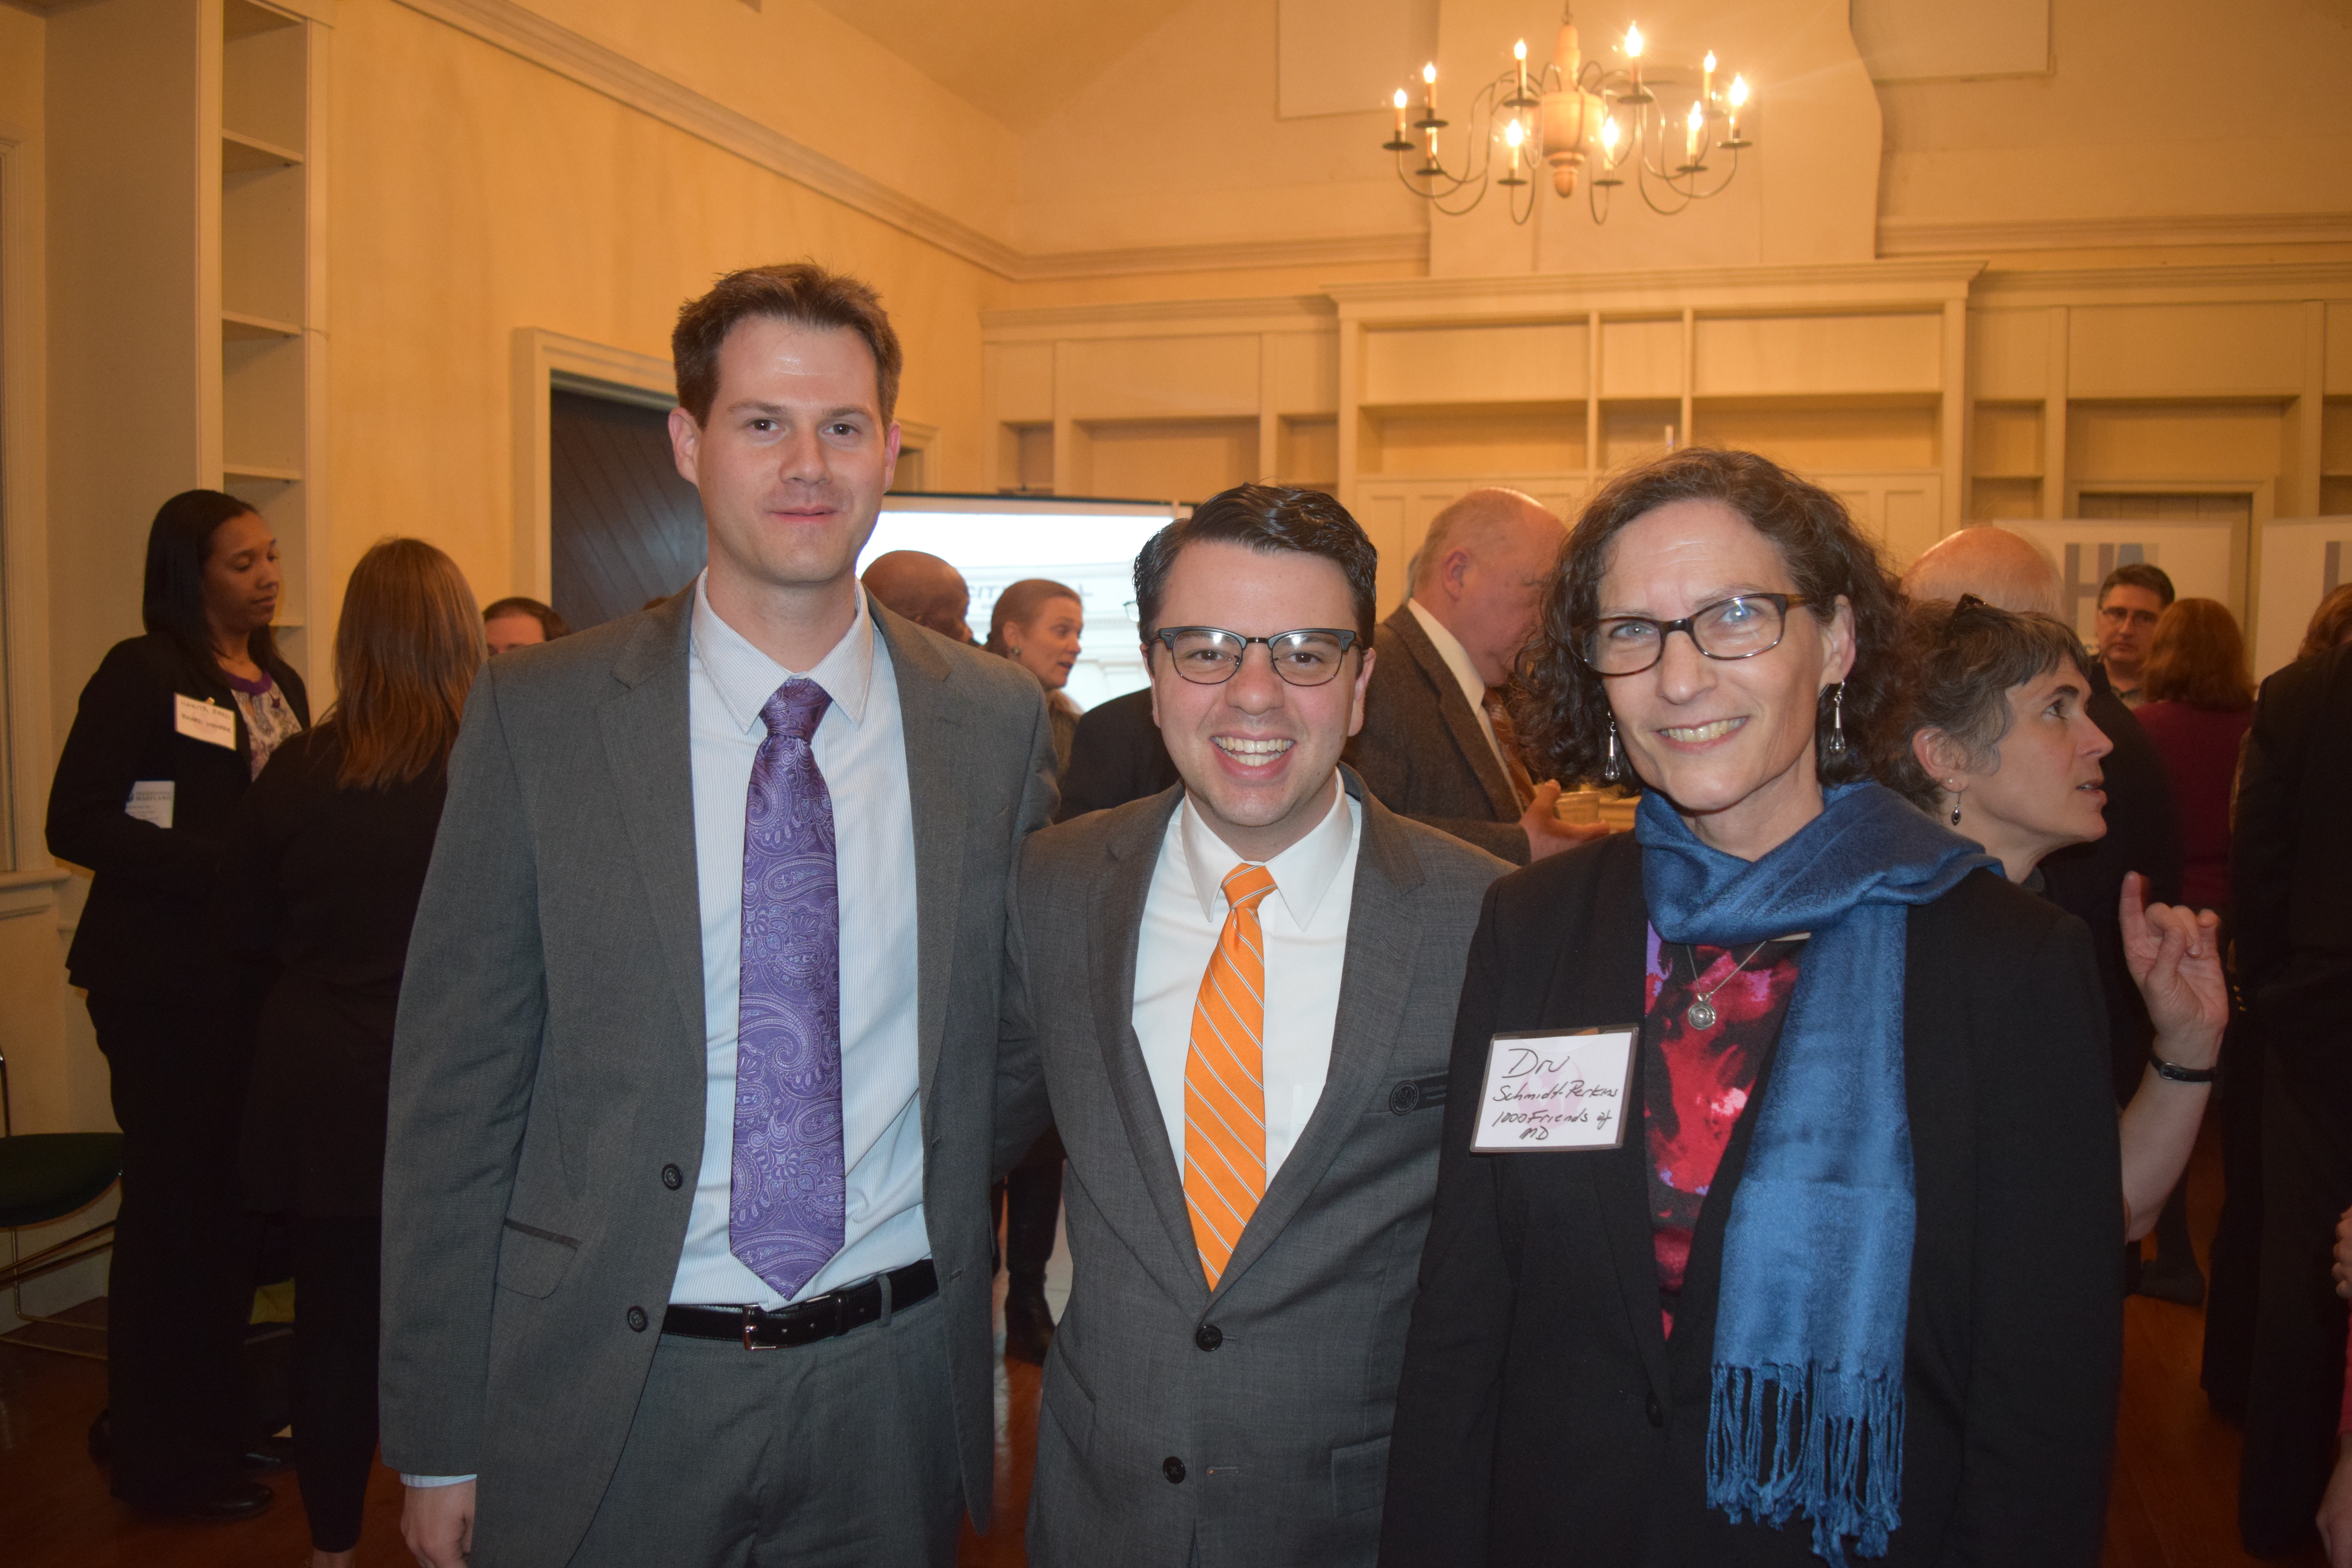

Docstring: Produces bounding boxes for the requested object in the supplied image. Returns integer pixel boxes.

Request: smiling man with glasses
[993,485,1508,1566]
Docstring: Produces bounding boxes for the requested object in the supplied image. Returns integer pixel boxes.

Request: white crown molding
[1970,259,2352,306]
[982,294,1339,337]
[1323,258,1988,319]
[1879,210,2352,256]
[1013,231,1426,281]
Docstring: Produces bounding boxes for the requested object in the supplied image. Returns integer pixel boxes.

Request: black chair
[0,1046,122,1359]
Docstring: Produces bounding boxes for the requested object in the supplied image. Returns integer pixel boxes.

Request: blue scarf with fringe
[1637,781,1994,1564]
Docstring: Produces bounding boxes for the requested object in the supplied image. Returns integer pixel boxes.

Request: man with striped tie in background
[995,485,1507,1567]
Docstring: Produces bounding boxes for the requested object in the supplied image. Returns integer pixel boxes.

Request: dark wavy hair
[1516,449,1909,794]
[1883,597,2092,811]
[142,488,280,676]
[1132,485,1377,648]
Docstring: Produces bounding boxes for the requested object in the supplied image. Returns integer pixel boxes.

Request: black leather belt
[662,1259,937,1350]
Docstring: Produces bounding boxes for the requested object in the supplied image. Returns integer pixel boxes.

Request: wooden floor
[0,1127,2324,1567]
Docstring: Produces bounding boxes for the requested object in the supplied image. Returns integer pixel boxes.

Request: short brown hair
[2298,583,2352,662]
[672,262,902,426]
[1517,448,1909,792]
[1132,485,1379,648]
[986,579,1082,657]
[481,595,570,641]
[330,537,485,789]
[2142,596,2253,711]
[1885,597,2092,810]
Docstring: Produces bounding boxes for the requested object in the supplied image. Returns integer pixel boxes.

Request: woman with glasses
[1379,450,2122,1568]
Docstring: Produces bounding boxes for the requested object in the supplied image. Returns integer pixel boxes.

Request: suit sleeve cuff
[401,1473,477,1488]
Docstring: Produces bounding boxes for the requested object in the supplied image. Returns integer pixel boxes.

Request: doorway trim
[510,328,676,603]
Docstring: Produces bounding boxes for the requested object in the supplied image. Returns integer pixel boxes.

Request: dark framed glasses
[1577,593,1814,677]
[1151,626,1360,687]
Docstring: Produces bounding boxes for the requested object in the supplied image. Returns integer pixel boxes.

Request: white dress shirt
[1406,596,1508,775]
[402,579,930,1488]
[670,571,928,1307]
[1130,780,1362,1185]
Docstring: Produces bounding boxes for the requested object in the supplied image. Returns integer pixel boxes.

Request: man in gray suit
[381,263,1054,1566]
[1346,487,1599,865]
[997,485,1508,1566]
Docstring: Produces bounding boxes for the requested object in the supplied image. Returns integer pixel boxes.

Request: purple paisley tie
[729,678,844,1298]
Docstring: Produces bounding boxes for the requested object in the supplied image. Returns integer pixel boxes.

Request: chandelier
[1383,6,1752,225]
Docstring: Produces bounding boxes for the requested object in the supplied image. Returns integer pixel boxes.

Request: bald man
[863,550,974,643]
[1904,527,2198,1296]
[1345,487,1600,865]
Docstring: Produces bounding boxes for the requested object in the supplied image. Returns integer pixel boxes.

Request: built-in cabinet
[984,260,2352,623]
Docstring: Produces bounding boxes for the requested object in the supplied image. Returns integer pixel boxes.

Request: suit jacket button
[1646,1392,1664,1428]
[627,1306,649,1332]
[661,1164,683,1190]
[1163,1456,1186,1484]
[1194,1323,1223,1352]
[1388,1081,1420,1114]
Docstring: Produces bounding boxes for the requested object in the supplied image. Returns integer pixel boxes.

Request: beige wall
[325,0,1009,613]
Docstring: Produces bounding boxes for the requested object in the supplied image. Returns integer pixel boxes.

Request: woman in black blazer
[45,489,308,1520]
[217,537,481,1567]
[1379,451,2123,1567]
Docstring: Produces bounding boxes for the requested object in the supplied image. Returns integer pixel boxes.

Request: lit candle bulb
[1504,114,1525,174]
[1624,22,1644,94]
[1686,98,1703,162]
[1600,115,1620,158]
[1393,87,1408,140]
[1703,51,1716,104]
[1728,73,1748,138]
[1423,60,1437,120]
[1514,38,1529,100]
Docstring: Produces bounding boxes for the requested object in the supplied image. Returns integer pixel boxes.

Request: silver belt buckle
[739,1304,780,1352]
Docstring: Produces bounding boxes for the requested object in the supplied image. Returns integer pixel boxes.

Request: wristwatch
[2149,1052,2217,1084]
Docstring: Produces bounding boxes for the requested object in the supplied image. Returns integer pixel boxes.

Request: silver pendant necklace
[1683,942,1770,1030]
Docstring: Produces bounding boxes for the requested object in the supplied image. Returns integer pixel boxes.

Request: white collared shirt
[1406,596,1508,773]
[1129,779,1363,1185]
[670,571,927,1307]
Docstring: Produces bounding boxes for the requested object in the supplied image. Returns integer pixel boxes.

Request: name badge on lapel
[1470,1027,1638,1152]
[174,693,238,750]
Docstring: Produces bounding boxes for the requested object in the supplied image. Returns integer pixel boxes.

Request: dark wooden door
[549,388,706,630]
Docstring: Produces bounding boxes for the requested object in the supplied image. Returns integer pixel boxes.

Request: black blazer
[1055,685,1177,823]
[217,727,448,1216]
[1379,833,2122,1568]
[2232,642,2352,1100]
[47,632,309,995]
[2040,686,2183,1103]
[1346,605,1529,865]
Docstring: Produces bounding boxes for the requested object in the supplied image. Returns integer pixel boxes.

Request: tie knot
[759,679,831,742]
[1221,862,1278,913]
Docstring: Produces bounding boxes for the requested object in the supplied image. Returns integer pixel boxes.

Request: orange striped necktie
[1184,862,1279,1289]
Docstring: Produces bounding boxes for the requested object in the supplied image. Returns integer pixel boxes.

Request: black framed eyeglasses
[1151,626,1360,687]
[1576,593,1814,677]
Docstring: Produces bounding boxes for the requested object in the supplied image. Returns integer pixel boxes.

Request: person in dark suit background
[1057,686,1177,820]
[1382,452,2120,1567]
[2231,639,2352,1555]
[1347,487,1603,866]
[1901,524,2192,1296]
[45,488,310,1521]
[218,537,482,1567]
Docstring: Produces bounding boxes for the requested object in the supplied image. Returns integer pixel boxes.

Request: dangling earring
[1600,719,1623,784]
[1949,802,1962,827]
[1825,682,1848,757]
[1946,781,1962,827]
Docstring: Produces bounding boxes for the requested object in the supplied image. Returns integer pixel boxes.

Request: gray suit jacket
[379,591,1055,1565]
[1344,605,1529,865]
[996,769,1506,1568]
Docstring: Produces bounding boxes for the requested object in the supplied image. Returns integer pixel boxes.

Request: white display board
[862,495,1183,711]
[2253,517,2352,679]
[2000,519,2238,646]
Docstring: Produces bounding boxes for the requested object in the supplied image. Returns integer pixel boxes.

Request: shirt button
[626,1306,649,1332]
[1162,1456,1186,1485]
[1194,1323,1223,1352]
[1646,1392,1665,1428]
[661,1163,683,1190]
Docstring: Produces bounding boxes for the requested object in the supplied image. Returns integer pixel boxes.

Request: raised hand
[2118,871,2226,1069]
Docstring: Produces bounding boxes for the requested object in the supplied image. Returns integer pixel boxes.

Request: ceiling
[806,0,1177,132]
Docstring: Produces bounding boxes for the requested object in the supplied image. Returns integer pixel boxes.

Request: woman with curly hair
[1380,450,2122,1567]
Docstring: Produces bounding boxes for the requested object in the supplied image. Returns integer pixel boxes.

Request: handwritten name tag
[125,780,176,829]
[174,693,237,750]
[1470,1027,1638,1152]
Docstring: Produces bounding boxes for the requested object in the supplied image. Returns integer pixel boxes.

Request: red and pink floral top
[1641,925,1805,1339]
